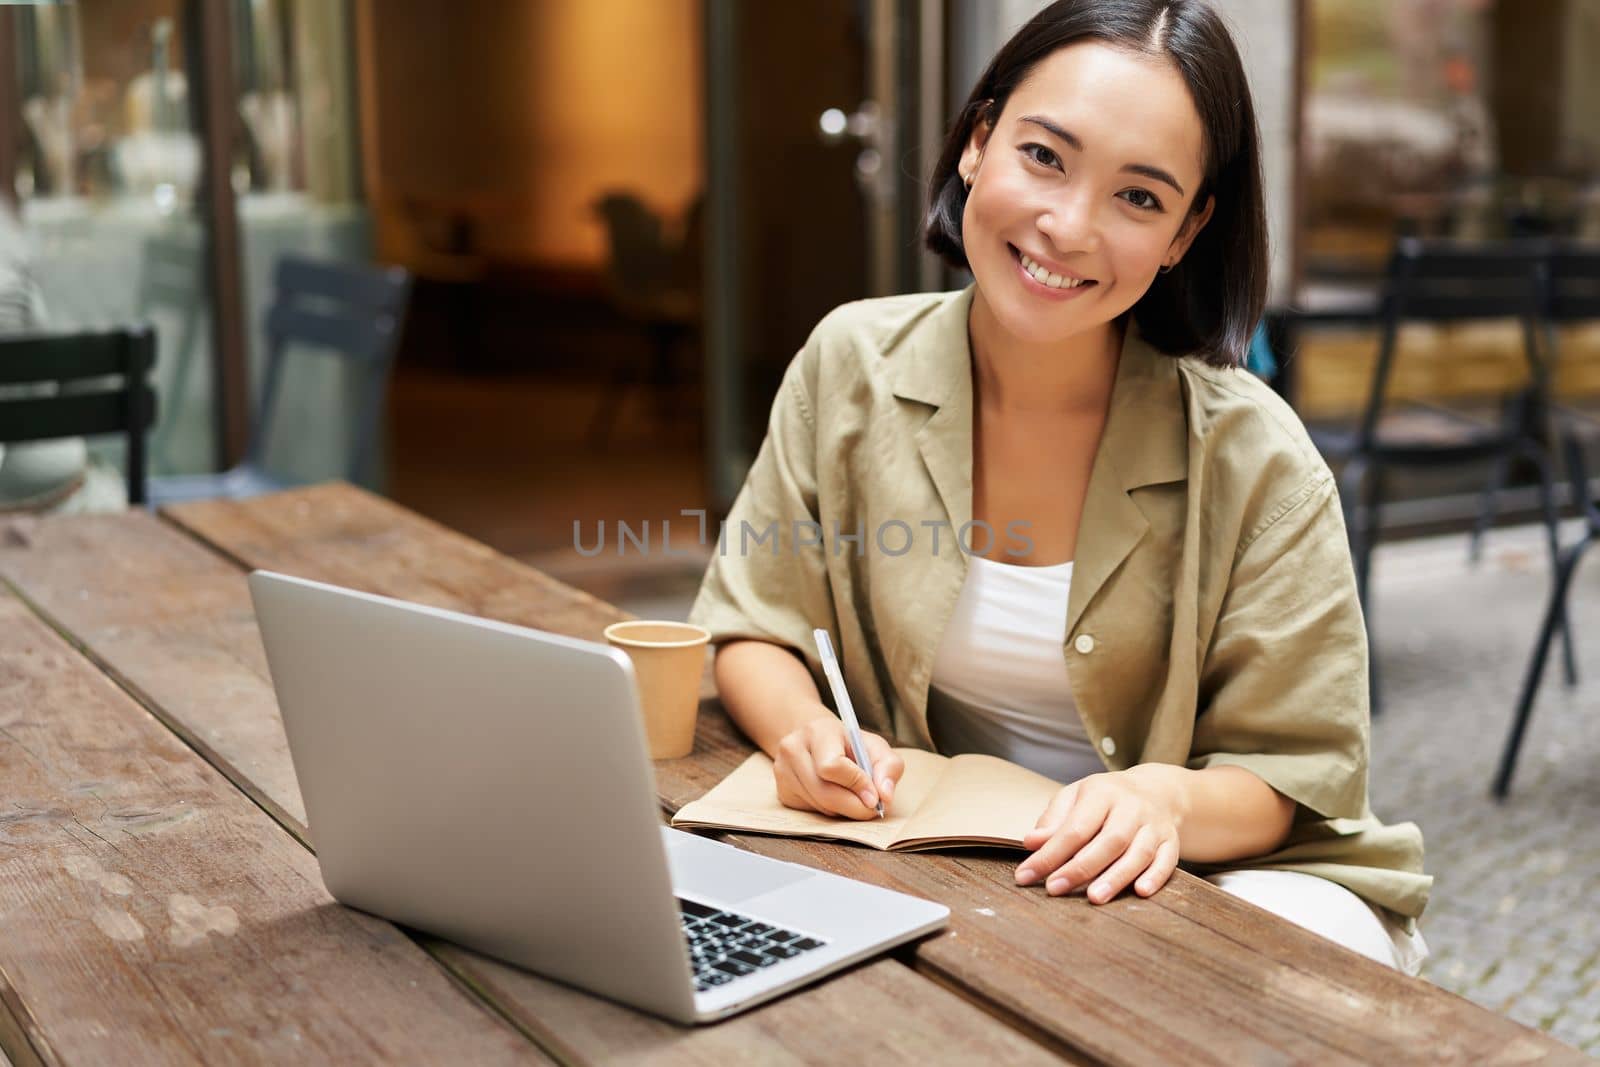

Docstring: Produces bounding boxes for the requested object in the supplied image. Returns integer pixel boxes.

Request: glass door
[6,0,219,479]
[4,0,372,487]
[229,0,373,487]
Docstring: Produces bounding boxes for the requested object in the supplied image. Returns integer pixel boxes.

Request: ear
[1167,194,1215,266]
[957,107,996,186]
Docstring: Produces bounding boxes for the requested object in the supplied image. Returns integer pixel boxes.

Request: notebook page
[895,753,1063,848]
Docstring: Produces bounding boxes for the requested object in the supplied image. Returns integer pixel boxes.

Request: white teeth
[1018,252,1089,290]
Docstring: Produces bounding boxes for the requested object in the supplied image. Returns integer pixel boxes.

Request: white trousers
[1205,869,1429,977]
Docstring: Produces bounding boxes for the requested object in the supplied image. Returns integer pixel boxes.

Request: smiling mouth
[1009,244,1097,290]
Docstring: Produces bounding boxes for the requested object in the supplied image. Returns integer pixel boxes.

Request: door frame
[701,0,947,511]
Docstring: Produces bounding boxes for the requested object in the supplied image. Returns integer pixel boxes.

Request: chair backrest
[0,326,158,504]
[1360,238,1549,445]
[594,193,674,294]
[1545,242,1600,322]
[248,256,411,485]
[1383,237,1547,320]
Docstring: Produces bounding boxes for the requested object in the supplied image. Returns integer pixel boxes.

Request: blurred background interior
[4,0,1600,1051]
[3,0,1598,568]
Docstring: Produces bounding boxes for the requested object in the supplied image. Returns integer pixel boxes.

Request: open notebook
[670,749,1063,852]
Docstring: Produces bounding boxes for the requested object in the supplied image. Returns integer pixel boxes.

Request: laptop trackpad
[664,831,814,904]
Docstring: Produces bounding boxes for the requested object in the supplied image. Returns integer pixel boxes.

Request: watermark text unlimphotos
[574,510,1036,559]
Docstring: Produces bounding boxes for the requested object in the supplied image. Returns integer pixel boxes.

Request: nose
[1035,184,1101,257]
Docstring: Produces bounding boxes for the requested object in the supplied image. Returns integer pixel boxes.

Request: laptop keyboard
[678,898,828,992]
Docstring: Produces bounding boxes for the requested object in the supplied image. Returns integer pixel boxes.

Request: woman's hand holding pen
[1014,764,1188,904]
[773,713,905,821]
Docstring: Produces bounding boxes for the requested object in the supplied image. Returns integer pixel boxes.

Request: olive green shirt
[688,286,1431,925]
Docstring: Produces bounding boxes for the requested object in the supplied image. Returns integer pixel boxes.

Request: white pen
[812,628,884,818]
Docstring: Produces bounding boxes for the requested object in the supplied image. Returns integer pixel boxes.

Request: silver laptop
[248,570,948,1024]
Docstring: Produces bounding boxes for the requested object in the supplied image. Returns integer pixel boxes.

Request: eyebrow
[1018,114,1187,197]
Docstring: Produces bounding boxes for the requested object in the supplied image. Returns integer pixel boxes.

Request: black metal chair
[1465,240,1600,561]
[149,255,411,505]
[0,326,158,505]
[1305,239,1571,712]
[1494,241,1600,798]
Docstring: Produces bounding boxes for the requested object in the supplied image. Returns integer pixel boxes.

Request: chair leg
[1494,531,1595,799]
[646,323,682,430]
[1469,454,1510,564]
[587,349,642,449]
[1338,457,1369,595]
[1360,476,1384,718]
[1529,443,1579,687]
[1340,456,1383,716]
[1357,469,1381,611]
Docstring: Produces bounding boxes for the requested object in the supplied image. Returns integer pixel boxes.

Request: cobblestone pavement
[564,521,1600,1057]
[1367,521,1600,1056]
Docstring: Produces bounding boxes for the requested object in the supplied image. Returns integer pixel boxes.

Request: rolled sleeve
[1188,475,1370,821]
[687,346,837,672]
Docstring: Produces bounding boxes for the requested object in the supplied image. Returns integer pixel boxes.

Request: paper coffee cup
[603,620,710,760]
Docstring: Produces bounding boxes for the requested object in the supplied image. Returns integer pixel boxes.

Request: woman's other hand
[1014,764,1188,903]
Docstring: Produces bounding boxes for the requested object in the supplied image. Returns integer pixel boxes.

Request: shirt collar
[891,284,1189,495]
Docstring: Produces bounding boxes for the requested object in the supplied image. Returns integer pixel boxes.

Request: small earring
[962,171,973,189]
[1158,261,1174,274]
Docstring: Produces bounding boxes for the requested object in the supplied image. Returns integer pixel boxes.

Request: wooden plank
[0,991,42,1067]
[0,510,310,837]
[152,484,1592,1066]
[0,504,703,844]
[0,591,544,1066]
[157,479,719,707]
[424,941,1070,1066]
[0,509,1069,1065]
[160,481,637,646]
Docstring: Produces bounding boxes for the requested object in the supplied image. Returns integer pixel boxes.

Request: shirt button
[1100,736,1117,757]
[1074,633,1095,654]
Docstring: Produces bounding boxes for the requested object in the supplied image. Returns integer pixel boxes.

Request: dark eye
[1120,188,1163,212]
[1021,143,1060,170]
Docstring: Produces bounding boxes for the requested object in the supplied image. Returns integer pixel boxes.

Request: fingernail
[1015,866,1037,885]
[858,789,877,807]
[1047,877,1069,894]
[1091,881,1110,901]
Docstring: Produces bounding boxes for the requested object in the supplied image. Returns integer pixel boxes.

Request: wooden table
[0,483,1582,1065]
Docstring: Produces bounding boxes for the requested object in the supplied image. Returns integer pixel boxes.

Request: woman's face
[959,42,1215,346]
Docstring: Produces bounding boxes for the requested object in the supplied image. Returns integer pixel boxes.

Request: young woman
[688,0,1430,974]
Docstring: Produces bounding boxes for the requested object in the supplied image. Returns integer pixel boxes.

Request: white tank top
[927,554,1105,783]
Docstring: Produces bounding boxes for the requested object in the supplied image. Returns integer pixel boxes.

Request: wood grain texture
[165,482,721,702]
[152,483,1592,1066]
[0,511,309,836]
[0,592,544,1066]
[0,506,1069,1065]
[0,991,41,1067]
[163,482,637,644]
[425,941,1071,1067]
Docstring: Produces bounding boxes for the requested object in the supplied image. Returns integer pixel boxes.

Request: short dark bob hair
[924,0,1267,368]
